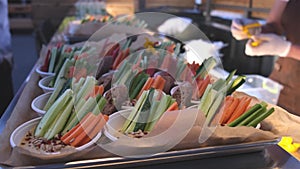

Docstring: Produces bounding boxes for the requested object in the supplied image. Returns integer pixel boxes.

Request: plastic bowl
[31,92,52,116]
[38,75,55,93]
[35,65,55,78]
[10,117,102,153]
[104,109,130,141]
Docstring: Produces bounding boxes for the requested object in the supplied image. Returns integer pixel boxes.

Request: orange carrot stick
[220,96,239,124]
[151,75,166,90]
[61,113,95,144]
[198,76,211,98]
[112,51,124,69]
[166,102,179,112]
[136,77,154,99]
[226,97,251,124]
[71,114,109,147]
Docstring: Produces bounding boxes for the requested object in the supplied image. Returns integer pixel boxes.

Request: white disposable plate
[10,117,102,154]
[38,75,55,93]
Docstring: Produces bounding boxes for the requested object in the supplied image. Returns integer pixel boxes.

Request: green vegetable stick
[48,47,58,73]
[228,103,262,127]
[121,91,149,133]
[43,77,67,111]
[144,94,172,132]
[206,92,224,125]
[225,69,237,85]
[144,100,160,132]
[62,97,96,133]
[35,89,73,137]
[75,76,96,103]
[247,107,275,127]
[45,97,74,140]
[54,59,74,88]
[236,107,267,127]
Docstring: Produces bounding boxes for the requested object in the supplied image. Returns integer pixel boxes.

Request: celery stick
[247,108,274,127]
[121,91,149,133]
[75,76,96,103]
[144,94,172,132]
[45,97,74,139]
[43,77,67,111]
[35,89,73,137]
[236,106,267,127]
[92,97,107,115]
[62,97,96,133]
[144,100,159,131]
[228,104,262,127]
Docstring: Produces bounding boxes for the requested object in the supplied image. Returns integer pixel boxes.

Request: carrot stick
[151,75,166,90]
[74,68,87,81]
[166,102,179,112]
[71,114,108,147]
[112,51,124,70]
[198,76,211,98]
[61,112,92,140]
[78,115,109,146]
[70,115,99,147]
[61,112,95,144]
[219,96,234,124]
[221,97,240,124]
[226,97,251,124]
[157,77,166,91]
[95,85,104,96]
[136,77,154,99]
[160,56,170,70]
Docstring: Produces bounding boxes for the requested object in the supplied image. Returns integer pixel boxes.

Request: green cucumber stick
[121,90,149,133]
[42,109,63,138]
[198,84,212,110]
[145,94,172,132]
[247,107,275,127]
[35,89,73,137]
[92,96,107,115]
[212,79,226,91]
[43,77,67,111]
[129,76,147,100]
[45,97,74,140]
[226,76,246,96]
[54,48,68,74]
[206,92,225,125]
[62,97,96,134]
[225,69,237,85]
[228,103,262,127]
[75,76,96,103]
[73,77,85,94]
[48,47,58,73]
[236,106,267,127]
[53,59,74,88]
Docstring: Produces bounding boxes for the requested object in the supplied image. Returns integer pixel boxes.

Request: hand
[158,17,192,36]
[245,33,292,57]
[231,18,261,40]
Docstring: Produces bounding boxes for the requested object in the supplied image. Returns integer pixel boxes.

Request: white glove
[245,33,292,57]
[158,17,192,36]
[231,18,261,40]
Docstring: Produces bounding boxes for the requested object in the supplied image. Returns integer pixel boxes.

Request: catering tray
[12,139,280,168]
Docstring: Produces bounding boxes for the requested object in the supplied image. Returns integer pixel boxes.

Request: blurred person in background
[0,0,14,116]
[231,0,300,116]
